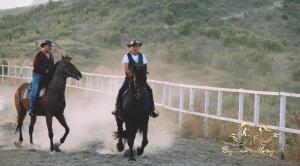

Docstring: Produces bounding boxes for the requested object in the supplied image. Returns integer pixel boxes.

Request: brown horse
[14,56,82,151]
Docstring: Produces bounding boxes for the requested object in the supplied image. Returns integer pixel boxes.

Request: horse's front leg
[55,114,69,145]
[137,123,149,156]
[116,116,124,152]
[127,125,137,161]
[29,115,37,144]
[46,113,54,152]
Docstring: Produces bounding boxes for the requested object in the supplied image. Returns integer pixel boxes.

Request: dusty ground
[0,137,300,166]
[0,81,300,166]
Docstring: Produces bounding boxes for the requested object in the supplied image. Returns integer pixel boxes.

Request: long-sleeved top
[33,51,54,76]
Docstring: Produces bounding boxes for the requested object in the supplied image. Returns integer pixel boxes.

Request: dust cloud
[0,79,178,155]
[0,96,4,111]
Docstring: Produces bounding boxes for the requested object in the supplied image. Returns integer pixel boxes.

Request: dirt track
[1,138,300,166]
[0,84,300,166]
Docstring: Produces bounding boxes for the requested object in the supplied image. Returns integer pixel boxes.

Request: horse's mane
[54,61,59,70]
[54,60,64,70]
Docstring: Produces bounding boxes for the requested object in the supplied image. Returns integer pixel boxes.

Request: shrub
[97,7,109,17]
[204,27,221,39]
[178,21,194,36]
[162,9,175,25]
[262,39,282,51]
[292,68,300,81]
[104,32,121,45]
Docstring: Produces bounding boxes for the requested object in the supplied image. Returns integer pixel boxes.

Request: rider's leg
[146,83,159,118]
[29,73,43,116]
[112,79,129,116]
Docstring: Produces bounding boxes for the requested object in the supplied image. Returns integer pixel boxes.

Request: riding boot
[112,96,122,116]
[28,107,35,117]
[112,105,120,116]
[149,104,159,118]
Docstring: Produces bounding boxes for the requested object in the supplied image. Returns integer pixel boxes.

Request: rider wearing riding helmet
[112,40,159,118]
[29,40,55,116]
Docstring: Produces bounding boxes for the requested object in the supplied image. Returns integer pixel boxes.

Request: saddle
[22,83,46,100]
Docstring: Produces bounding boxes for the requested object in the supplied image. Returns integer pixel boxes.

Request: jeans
[29,73,44,111]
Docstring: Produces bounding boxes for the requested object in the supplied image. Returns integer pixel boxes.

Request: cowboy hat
[40,40,55,48]
[127,40,142,47]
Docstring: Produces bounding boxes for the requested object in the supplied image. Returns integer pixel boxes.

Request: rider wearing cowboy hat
[112,40,159,118]
[29,40,55,116]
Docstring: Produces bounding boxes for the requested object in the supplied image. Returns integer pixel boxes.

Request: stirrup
[28,110,35,117]
[150,110,159,118]
[112,109,117,116]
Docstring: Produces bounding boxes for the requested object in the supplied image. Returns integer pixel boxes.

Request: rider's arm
[124,63,132,77]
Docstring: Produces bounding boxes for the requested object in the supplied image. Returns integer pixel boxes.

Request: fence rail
[1,65,300,159]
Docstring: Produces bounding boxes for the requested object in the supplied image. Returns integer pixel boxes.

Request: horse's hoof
[117,142,124,152]
[53,144,61,152]
[137,147,144,156]
[13,141,22,147]
[124,149,129,157]
[128,157,136,161]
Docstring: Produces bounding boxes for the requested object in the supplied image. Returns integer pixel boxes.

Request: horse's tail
[113,130,128,141]
[14,83,27,134]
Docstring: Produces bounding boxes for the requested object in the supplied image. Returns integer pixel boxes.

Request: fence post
[14,67,17,76]
[162,84,167,105]
[20,67,23,78]
[279,95,286,160]
[189,88,195,112]
[238,91,244,143]
[204,90,210,139]
[7,66,10,77]
[179,86,185,126]
[13,67,17,85]
[253,94,260,124]
[217,91,223,116]
[96,76,100,90]
[151,82,155,104]
[1,65,4,82]
[168,85,172,107]
[86,75,90,88]
[89,76,93,89]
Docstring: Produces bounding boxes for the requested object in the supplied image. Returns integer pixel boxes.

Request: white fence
[1,65,300,159]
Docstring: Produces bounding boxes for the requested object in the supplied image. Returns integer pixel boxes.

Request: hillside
[0,0,300,92]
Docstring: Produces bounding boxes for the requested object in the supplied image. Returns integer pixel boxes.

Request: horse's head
[55,55,82,80]
[129,64,148,100]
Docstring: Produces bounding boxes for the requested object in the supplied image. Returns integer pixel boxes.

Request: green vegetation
[0,0,299,94]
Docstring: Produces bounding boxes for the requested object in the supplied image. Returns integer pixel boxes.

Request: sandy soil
[0,82,300,166]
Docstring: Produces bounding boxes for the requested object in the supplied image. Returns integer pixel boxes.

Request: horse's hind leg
[29,116,37,144]
[14,107,26,146]
[116,116,124,152]
[137,124,149,156]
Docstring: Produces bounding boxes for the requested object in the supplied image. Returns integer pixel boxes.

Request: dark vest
[127,52,143,67]
[126,53,143,78]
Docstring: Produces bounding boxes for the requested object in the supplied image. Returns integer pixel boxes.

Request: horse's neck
[47,74,66,95]
[128,80,135,92]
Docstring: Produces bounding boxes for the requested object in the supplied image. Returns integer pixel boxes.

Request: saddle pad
[21,84,46,100]
[22,84,31,100]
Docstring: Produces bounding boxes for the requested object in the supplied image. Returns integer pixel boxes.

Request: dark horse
[14,55,82,151]
[115,63,150,161]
